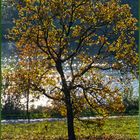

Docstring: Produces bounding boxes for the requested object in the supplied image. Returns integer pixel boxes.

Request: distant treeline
[2,98,138,120]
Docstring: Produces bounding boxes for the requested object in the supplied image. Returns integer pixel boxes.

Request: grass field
[2,116,138,140]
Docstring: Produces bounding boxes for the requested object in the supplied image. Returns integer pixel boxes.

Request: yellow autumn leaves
[6,0,138,119]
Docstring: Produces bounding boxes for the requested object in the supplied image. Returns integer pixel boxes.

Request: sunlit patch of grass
[2,116,138,140]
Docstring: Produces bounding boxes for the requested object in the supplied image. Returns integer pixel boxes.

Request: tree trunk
[26,90,30,123]
[56,61,76,140]
[65,90,76,140]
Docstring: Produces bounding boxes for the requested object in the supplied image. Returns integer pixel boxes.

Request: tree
[2,93,25,119]
[2,56,26,119]
[8,0,138,139]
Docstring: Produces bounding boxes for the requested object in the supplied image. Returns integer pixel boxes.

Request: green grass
[1,116,138,140]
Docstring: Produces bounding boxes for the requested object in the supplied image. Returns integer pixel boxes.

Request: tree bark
[26,90,30,123]
[56,61,76,140]
[65,90,76,140]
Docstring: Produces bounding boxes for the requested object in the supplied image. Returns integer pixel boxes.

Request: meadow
[2,116,138,140]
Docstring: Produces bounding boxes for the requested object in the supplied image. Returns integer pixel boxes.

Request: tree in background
[2,93,25,119]
[122,74,139,115]
[2,56,25,119]
[8,0,138,139]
